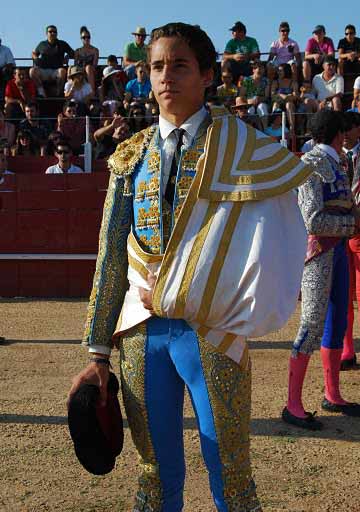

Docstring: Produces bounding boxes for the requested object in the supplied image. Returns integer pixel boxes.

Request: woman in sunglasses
[74,26,99,93]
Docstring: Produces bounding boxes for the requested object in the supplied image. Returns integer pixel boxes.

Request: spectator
[128,101,148,134]
[223,21,260,82]
[74,26,99,93]
[0,37,15,95]
[123,27,148,79]
[11,129,40,156]
[57,100,88,155]
[98,66,125,104]
[312,55,344,111]
[268,21,301,79]
[4,68,36,120]
[216,70,238,107]
[19,101,52,152]
[349,95,360,113]
[341,111,360,184]
[64,66,93,107]
[297,80,318,134]
[124,61,152,109]
[0,149,14,176]
[303,25,335,81]
[265,108,289,142]
[337,25,360,77]
[44,130,65,156]
[232,96,263,130]
[107,55,118,68]
[239,61,270,127]
[0,109,15,153]
[30,25,74,97]
[271,63,298,133]
[45,140,83,174]
[94,104,130,159]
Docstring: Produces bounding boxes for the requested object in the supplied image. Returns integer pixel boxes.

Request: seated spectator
[0,149,14,177]
[124,61,152,112]
[267,21,301,79]
[64,66,93,108]
[4,68,36,121]
[297,80,318,134]
[239,62,270,127]
[0,37,15,95]
[107,54,119,68]
[0,110,15,154]
[312,55,344,111]
[94,104,130,159]
[349,95,360,113]
[271,63,298,133]
[216,70,238,107]
[44,130,65,156]
[303,25,335,81]
[337,25,360,76]
[264,108,289,143]
[45,140,84,174]
[98,66,125,104]
[74,26,99,93]
[128,102,148,134]
[30,25,74,97]
[19,101,52,152]
[123,27,149,79]
[231,96,263,130]
[57,100,88,155]
[11,129,40,156]
[223,21,260,83]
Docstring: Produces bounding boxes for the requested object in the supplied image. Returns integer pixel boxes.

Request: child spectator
[94,104,130,159]
[271,63,298,133]
[268,21,301,79]
[337,25,360,76]
[123,27,148,79]
[11,129,40,156]
[4,68,36,121]
[265,108,289,142]
[124,61,152,107]
[64,66,93,108]
[74,26,99,93]
[239,62,270,127]
[57,100,89,155]
[216,70,238,107]
[223,21,260,82]
[45,140,84,174]
[19,102,52,152]
[98,66,125,104]
[0,110,15,153]
[312,55,344,111]
[30,25,74,97]
[303,25,335,81]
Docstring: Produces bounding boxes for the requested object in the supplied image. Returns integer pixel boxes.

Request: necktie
[347,151,354,186]
[165,128,185,205]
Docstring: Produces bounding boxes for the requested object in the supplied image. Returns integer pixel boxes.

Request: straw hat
[132,26,149,36]
[68,65,84,78]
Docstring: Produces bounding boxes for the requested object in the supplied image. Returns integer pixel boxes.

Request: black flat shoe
[282,407,323,430]
[340,355,359,371]
[321,398,360,417]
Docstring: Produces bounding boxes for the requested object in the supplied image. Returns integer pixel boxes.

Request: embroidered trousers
[292,241,349,356]
[119,316,261,512]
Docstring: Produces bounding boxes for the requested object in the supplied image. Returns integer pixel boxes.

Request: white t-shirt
[312,73,344,101]
[354,76,360,91]
[64,81,92,102]
[45,164,83,174]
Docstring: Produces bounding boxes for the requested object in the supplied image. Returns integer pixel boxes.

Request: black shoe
[321,398,360,417]
[282,407,324,430]
[340,355,359,371]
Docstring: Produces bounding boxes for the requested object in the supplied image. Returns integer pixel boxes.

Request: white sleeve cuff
[88,345,112,356]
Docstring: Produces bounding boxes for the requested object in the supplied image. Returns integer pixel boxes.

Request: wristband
[90,357,112,367]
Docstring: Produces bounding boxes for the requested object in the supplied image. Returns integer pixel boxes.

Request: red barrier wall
[0,171,109,297]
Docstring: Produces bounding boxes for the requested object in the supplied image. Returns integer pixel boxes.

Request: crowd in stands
[1,19,360,169]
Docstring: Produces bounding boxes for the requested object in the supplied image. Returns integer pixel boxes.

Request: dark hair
[345,24,356,34]
[107,54,118,64]
[148,22,217,72]
[63,99,78,111]
[46,25,57,33]
[278,63,292,78]
[344,111,360,130]
[310,110,345,144]
[56,140,73,153]
[45,131,67,156]
[128,102,147,133]
[80,25,91,37]
[279,21,290,30]
[25,101,38,111]
[15,130,39,155]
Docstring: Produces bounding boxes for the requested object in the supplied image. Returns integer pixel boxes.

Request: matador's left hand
[139,272,157,313]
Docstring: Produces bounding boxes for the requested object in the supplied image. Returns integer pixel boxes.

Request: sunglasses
[280,29,289,32]
[56,149,70,155]
[81,35,90,40]
[234,105,248,110]
[48,30,57,34]
[345,32,355,35]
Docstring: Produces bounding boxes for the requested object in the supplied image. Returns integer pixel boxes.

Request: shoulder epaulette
[108,125,157,177]
[301,147,336,183]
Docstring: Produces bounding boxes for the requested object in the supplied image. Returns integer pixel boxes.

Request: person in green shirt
[223,21,260,82]
[123,26,149,79]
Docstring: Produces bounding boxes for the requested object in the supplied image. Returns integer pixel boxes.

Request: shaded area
[2,338,81,345]
[1,413,359,441]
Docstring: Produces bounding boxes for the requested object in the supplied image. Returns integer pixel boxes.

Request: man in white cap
[123,26,148,79]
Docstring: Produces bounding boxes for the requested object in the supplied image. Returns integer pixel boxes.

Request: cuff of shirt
[88,345,112,356]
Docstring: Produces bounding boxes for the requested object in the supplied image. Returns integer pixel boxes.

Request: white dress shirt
[45,164,84,174]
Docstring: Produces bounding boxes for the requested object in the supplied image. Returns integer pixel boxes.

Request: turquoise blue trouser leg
[120,317,261,512]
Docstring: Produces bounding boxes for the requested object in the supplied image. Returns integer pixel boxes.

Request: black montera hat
[68,372,124,475]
